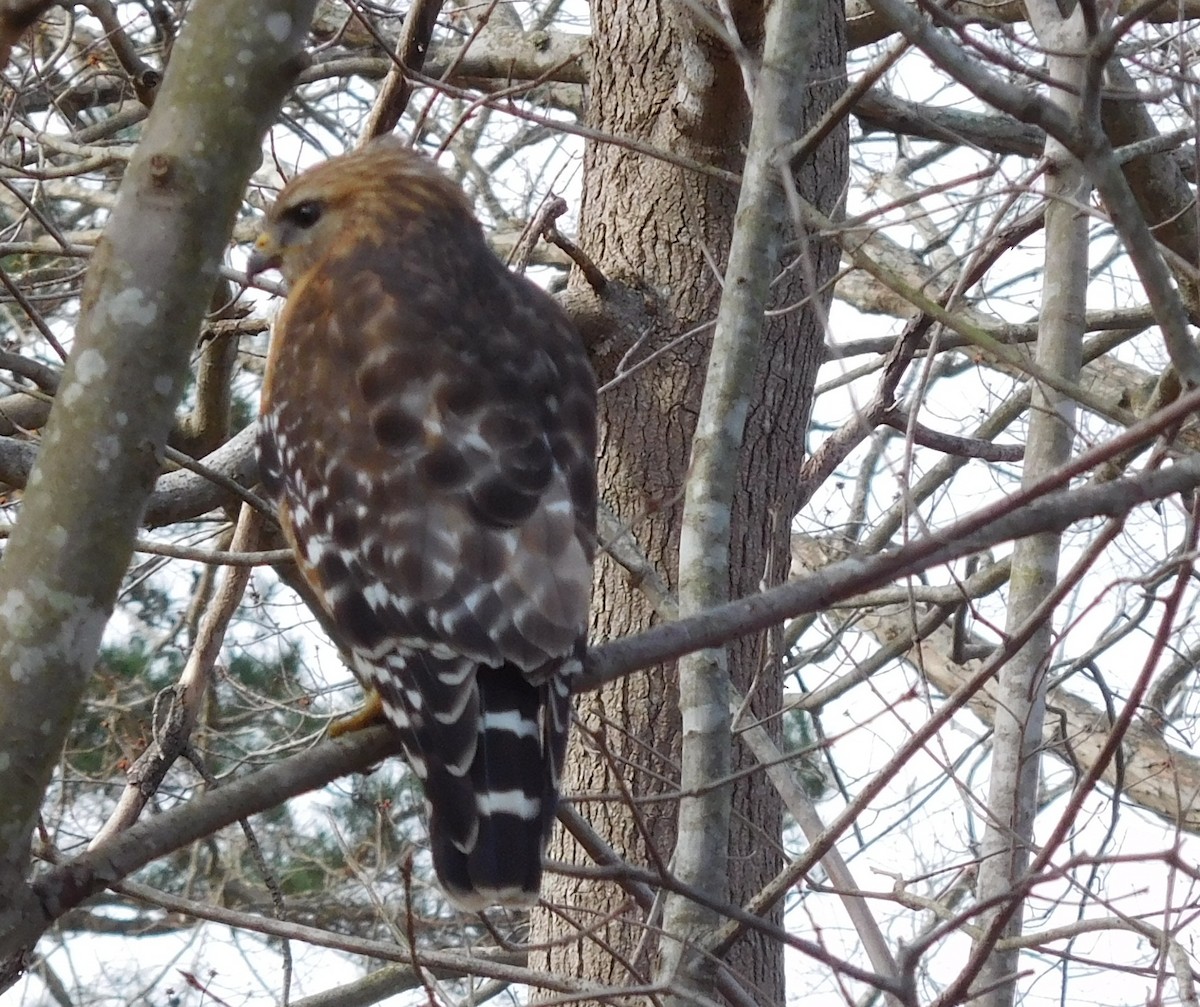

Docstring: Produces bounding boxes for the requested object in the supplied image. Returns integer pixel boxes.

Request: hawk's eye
[288,200,323,228]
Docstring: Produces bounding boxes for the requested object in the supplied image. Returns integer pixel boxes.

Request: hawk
[247,137,597,910]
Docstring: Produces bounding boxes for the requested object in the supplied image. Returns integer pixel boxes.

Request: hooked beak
[246,233,282,281]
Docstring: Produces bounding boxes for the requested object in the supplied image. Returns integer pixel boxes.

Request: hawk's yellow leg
[329,688,385,737]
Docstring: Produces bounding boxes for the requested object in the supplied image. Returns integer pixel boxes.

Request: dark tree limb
[356,0,443,141]
[0,0,55,70]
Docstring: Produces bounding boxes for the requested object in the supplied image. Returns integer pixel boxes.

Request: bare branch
[0,0,315,952]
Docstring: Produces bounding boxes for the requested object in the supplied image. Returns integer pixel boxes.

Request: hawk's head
[247,136,475,286]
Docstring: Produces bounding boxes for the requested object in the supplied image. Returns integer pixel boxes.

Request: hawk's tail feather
[369,656,481,853]
[367,649,573,910]
[431,802,545,910]
[435,662,565,910]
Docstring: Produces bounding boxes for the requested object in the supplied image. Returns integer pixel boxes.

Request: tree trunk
[534,2,846,1001]
[968,2,1090,1000]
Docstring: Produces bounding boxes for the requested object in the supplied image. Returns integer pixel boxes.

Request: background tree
[529,3,846,1004]
[2,1,1200,1006]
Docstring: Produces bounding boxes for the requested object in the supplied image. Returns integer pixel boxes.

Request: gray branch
[0,0,316,960]
[662,0,826,997]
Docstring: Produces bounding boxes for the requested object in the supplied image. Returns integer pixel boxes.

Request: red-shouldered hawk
[246,136,597,910]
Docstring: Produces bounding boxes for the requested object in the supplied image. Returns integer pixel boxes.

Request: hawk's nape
[249,136,597,910]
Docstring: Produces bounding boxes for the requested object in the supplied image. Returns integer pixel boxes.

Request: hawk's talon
[328,689,384,737]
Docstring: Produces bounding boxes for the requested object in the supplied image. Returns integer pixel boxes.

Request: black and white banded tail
[363,647,576,910]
